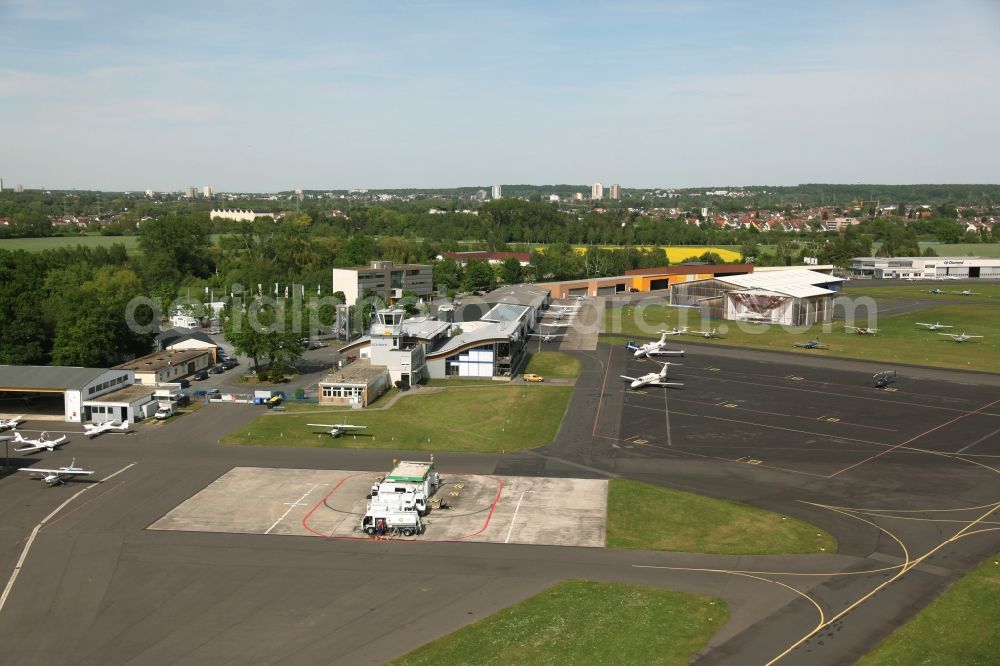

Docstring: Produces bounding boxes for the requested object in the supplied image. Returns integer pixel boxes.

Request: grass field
[841,282,1000,301]
[223,384,573,452]
[522,351,581,379]
[917,242,1000,257]
[606,480,836,555]
[859,552,1000,665]
[604,300,1000,373]
[390,580,727,666]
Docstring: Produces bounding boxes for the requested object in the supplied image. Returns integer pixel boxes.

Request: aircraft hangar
[0,365,135,423]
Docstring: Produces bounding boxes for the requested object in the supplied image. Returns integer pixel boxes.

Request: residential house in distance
[209,209,276,222]
[437,251,531,267]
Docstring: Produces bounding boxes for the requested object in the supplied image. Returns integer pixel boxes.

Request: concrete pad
[150,467,608,548]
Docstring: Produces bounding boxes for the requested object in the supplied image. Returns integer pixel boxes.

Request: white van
[154,403,175,420]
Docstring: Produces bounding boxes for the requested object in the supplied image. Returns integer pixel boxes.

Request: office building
[203,185,214,198]
[491,184,502,200]
[609,183,621,200]
[331,260,434,307]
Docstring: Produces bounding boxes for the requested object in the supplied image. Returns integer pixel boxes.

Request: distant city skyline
[2,1,999,191]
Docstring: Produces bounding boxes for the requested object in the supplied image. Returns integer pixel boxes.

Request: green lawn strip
[859,552,1000,666]
[422,378,501,387]
[523,351,582,379]
[606,480,835,555]
[916,242,1000,257]
[841,282,1000,301]
[390,580,727,666]
[0,233,230,253]
[223,385,573,452]
[604,303,1000,373]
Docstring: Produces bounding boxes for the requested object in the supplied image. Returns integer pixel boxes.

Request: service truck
[361,506,423,537]
[380,460,440,498]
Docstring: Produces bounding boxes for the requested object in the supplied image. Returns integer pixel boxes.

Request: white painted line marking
[266,484,318,535]
[955,428,1000,454]
[664,391,673,448]
[0,462,136,615]
[504,491,526,544]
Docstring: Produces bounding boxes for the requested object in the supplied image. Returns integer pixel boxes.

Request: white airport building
[850,256,1000,279]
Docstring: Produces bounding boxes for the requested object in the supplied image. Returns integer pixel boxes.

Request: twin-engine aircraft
[307,422,369,438]
[13,431,68,453]
[621,362,684,390]
[84,420,130,438]
[18,458,95,486]
[626,329,685,358]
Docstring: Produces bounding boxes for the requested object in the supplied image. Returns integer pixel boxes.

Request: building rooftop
[481,302,530,323]
[114,349,212,373]
[387,461,434,482]
[400,317,451,340]
[320,358,388,386]
[0,365,112,391]
[83,384,155,405]
[429,320,520,358]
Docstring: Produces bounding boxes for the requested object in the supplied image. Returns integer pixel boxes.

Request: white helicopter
[13,431,68,453]
[83,420,131,438]
[18,458,95,486]
[0,415,22,431]
[938,331,984,343]
[621,362,684,390]
[307,421,369,438]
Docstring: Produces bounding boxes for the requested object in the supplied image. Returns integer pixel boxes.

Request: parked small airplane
[953,290,980,296]
[938,331,984,343]
[545,310,575,320]
[13,431,68,453]
[845,326,878,335]
[0,415,22,431]
[529,332,566,343]
[926,288,944,294]
[83,420,130,438]
[621,362,684,390]
[540,321,572,328]
[687,327,719,339]
[627,330,684,358]
[873,370,897,389]
[307,422,369,437]
[793,339,829,349]
[18,458,95,486]
[915,322,953,331]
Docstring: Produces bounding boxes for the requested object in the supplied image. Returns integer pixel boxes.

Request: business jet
[938,331,984,343]
[621,362,684,390]
[18,458,95,486]
[915,322,953,331]
[844,326,878,335]
[83,420,130,438]
[13,431,68,453]
[0,415,22,431]
[307,422,369,438]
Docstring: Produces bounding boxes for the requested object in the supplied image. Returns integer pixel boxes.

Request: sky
[1,0,999,191]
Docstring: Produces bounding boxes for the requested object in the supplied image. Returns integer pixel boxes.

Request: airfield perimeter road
[0,344,998,665]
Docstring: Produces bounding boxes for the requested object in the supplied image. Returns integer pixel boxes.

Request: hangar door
[596,284,622,296]
[568,287,588,297]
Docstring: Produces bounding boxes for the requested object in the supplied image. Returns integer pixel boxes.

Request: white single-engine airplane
[0,415,22,431]
[938,331,984,343]
[916,322,953,331]
[926,288,944,294]
[18,458,95,486]
[845,325,878,335]
[621,362,684,390]
[686,327,719,339]
[627,330,684,358]
[83,420,130,438]
[529,331,566,343]
[13,431,68,453]
[307,422,369,438]
[953,290,979,296]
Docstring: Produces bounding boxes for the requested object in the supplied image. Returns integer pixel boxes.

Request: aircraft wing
[307,423,340,428]
[648,381,684,388]
[965,335,984,339]
[339,424,367,430]
[620,375,637,382]
[937,333,956,337]
[647,349,684,357]
[18,467,94,475]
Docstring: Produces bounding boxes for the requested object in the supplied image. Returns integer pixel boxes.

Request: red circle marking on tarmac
[301,472,505,543]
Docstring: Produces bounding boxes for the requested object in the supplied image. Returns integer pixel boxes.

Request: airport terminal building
[850,256,1000,279]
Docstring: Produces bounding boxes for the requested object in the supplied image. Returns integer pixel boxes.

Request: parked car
[193,369,209,381]
[523,373,545,383]
[209,365,224,374]
[221,358,239,369]
[177,379,190,389]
